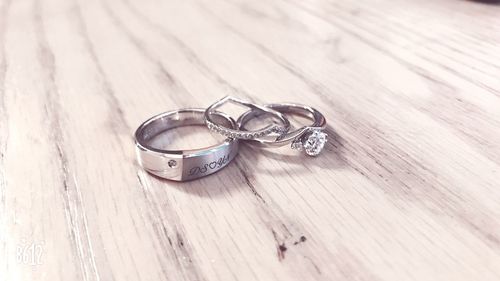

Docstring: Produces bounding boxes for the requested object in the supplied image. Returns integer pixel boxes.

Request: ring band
[205,96,291,140]
[237,103,327,156]
[135,108,239,181]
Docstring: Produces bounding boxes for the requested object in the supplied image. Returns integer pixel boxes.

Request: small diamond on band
[168,160,177,168]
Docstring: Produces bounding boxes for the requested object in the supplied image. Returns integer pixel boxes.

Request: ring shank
[135,109,239,181]
[237,103,326,147]
[137,111,207,146]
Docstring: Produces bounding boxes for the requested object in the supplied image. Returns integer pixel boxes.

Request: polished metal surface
[135,108,239,181]
[204,96,291,140]
[237,103,327,148]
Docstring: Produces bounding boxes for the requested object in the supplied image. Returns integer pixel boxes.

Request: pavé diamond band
[237,103,327,156]
[204,96,291,140]
[135,108,239,181]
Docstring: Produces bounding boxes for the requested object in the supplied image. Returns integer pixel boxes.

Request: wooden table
[1,0,500,280]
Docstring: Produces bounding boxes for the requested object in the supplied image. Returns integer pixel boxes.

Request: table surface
[2,0,500,280]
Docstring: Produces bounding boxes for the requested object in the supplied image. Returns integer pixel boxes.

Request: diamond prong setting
[291,129,327,156]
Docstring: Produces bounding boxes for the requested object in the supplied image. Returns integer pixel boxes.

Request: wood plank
[1,0,500,280]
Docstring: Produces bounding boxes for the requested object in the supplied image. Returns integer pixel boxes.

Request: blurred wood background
[1,0,500,280]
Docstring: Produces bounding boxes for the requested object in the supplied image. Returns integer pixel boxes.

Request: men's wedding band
[135,108,239,181]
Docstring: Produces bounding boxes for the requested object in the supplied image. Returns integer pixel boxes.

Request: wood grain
[1,0,500,280]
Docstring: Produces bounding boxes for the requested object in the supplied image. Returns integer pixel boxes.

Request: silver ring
[204,96,291,140]
[135,108,239,181]
[237,103,327,156]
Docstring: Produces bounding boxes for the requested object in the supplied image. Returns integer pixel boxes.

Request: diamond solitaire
[291,130,328,156]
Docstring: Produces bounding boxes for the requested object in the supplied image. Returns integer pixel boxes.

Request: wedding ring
[135,108,239,181]
[237,103,327,156]
[204,96,291,140]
